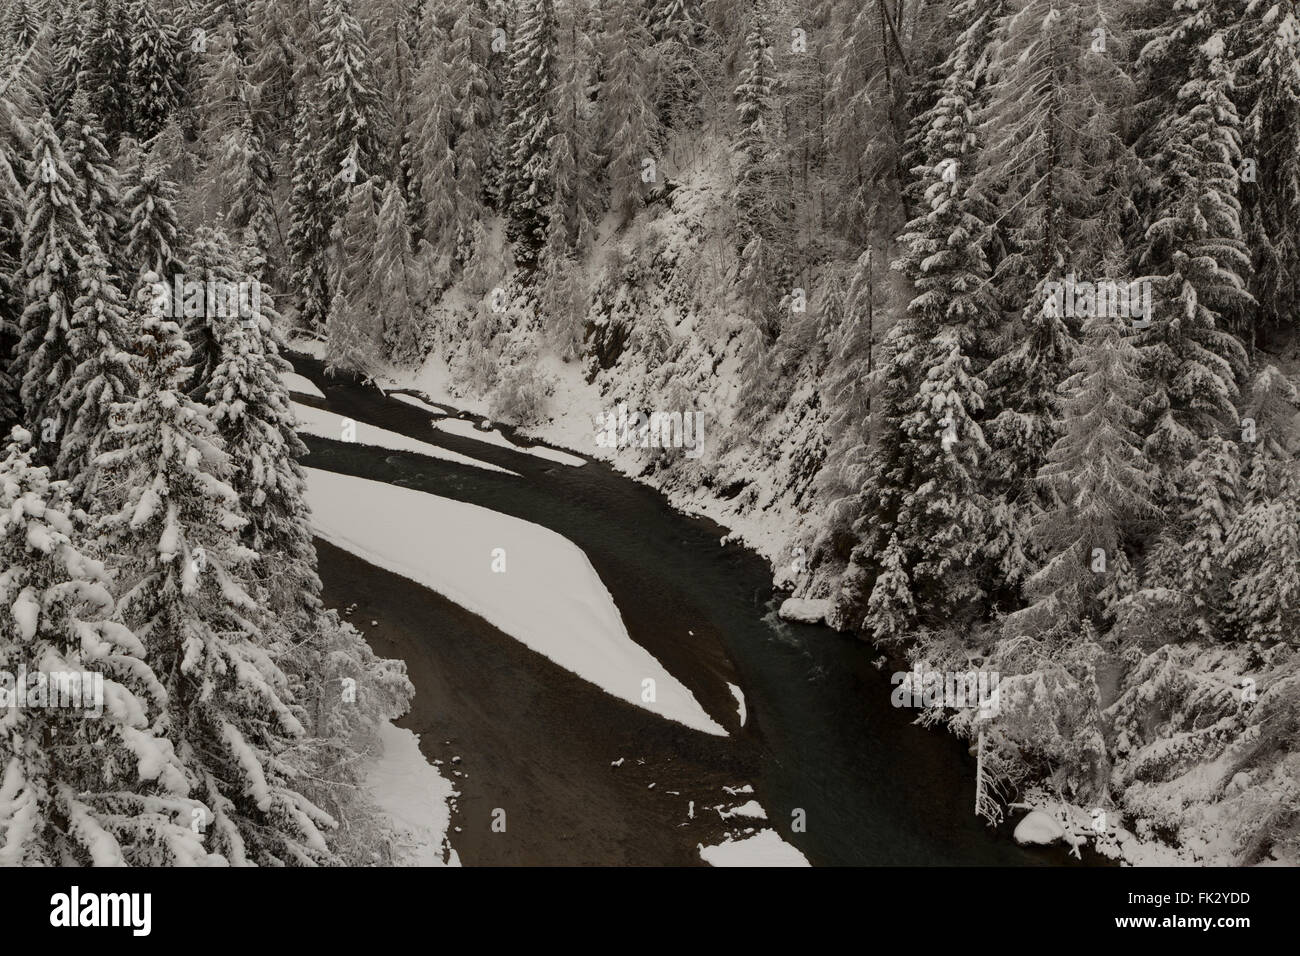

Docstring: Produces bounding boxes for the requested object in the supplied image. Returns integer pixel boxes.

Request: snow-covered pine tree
[655,0,699,45]
[1004,312,1156,641]
[0,112,25,433]
[502,0,559,271]
[1225,461,1300,646]
[372,180,424,363]
[181,225,243,398]
[1131,435,1242,643]
[410,11,459,286]
[119,148,182,296]
[55,247,135,497]
[815,253,881,599]
[286,98,333,331]
[80,0,132,148]
[601,0,658,225]
[218,102,277,261]
[538,195,589,360]
[58,90,120,265]
[824,0,915,240]
[11,117,96,460]
[1133,2,1254,492]
[192,22,255,216]
[978,0,1134,521]
[204,280,323,627]
[45,6,85,126]
[325,182,382,376]
[844,3,1006,637]
[127,0,185,142]
[1231,1,1300,340]
[0,427,210,866]
[246,0,300,147]
[733,2,780,249]
[0,0,38,61]
[876,0,1005,632]
[733,234,784,417]
[98,280,337,865]
[1222,364,1300,643]
[318,0,384,199]
[443,0,495,248]
[863,532,915,643]
[548,0,598,252]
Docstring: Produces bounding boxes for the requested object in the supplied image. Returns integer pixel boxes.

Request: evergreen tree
[978,0,1135,518]
[205,285,323,626]
[46,8,86,125]
[549,0,598,251]
[1231,1,1300,339]
[319,0,383,196]
[444,0,495,246]
[818,252,877,549]
[502,0,559,270]
[875,0,1005,630]
[1004,313,1156,641]
[325,183,382,375]
[11,118,95,456]
[98,283,337,865]
[1135,436,1242,642]
[0,429,207,866]
[120,149,182,294]
[81,0,132,147]
[410,11,458,283]
[372,181,424,362]
[246,0,300,146]
[733,4,779,248]
[864,532,915,643]
[1134,7,1253,489]
[58,91,120,263]
[181,225,243,397]
[286,99,333,331]
[538,196,589,360]
[1225,456,1300,644]
[0,118,25,433]
[55,248,135,495]
[601,0,658,224]
[127,0,185,142]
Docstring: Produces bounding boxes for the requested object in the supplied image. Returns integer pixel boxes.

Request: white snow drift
[304,468,725,736]
[281,371,325,399]
[292,402,519,476]
[698,829,811,867]
[364,723,459,867]
[433,416,587,467]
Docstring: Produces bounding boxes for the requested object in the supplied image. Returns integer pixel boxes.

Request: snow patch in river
[432,416,587,467]
[292,402,519,476]
[364,722,459,867]
[393,393,446,413]
[778,597,830,625]
[698,829,810,867]
[727,682,747,726]
[281,371,325,399]
[304,468,725,736]
[718,800,766,821]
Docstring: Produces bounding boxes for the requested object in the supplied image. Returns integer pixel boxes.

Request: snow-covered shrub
[488,364,555,426]
[286,612,414,866]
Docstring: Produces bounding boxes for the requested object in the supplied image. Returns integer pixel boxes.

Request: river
[290,353,1092,867]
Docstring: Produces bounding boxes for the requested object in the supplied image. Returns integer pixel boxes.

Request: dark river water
[290,353,1091,866]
